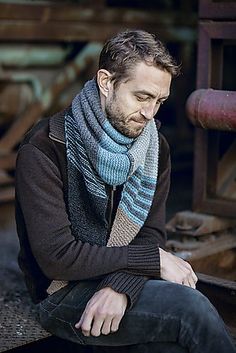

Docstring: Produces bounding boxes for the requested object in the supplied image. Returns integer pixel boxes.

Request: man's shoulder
[154,118,169,154]
[157,127,170,170]
[159,132,170,155]
[20,107,69,150]
[17,107,69,169]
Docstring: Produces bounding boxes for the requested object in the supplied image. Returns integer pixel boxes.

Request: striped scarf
[46,78,159,295]
[65,78,159,247]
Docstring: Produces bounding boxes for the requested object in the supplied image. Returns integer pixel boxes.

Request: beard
[105,95,145,139]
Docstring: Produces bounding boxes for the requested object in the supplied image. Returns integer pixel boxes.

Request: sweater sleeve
[96,272,148,309]
[96,133,171,308]
[16,144,161,283]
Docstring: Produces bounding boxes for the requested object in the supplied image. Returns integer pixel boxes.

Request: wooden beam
[0,4,197,43]
[197,273,236,334]
[0,187,14,203]
[0,21,196,43]
[0,153,16,170]
[0,4,197,26]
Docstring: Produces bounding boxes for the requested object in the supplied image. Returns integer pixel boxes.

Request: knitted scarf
[47,78,159,294]
[66,78,159,246]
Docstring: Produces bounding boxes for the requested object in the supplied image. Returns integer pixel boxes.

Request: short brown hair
[99,30,180,87]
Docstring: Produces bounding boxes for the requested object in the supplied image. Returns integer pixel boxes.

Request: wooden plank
[0,4,197,43]
[0,187,14,202]
[0,4,197,26]
[0,171,13,185]
[0,21,196,42]
[197,272,236,291]
[0,153,16,170]
[199,0,236,19]
[197,272,236,332]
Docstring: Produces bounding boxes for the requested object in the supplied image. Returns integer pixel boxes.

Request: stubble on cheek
[105,98,144,138]
[108,112,144,138]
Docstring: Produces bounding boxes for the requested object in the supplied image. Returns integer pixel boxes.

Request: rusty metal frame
[193,21,236,218]
[199,0,236,20]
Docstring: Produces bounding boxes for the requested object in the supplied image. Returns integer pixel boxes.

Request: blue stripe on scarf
[120,201,148,225]
[128,174,157,193]
[124,184,156,205]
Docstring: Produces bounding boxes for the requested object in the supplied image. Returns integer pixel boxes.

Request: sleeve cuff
[97,272,148,309]
[128,245,160,278]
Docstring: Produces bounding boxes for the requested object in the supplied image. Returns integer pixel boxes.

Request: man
[15,30,236,352]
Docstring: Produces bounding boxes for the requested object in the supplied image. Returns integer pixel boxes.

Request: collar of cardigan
[48,107,69,144]
[48,105,162,145]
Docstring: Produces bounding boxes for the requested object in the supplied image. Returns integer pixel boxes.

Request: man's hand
[75,287,127,337]
[159,248,198,288]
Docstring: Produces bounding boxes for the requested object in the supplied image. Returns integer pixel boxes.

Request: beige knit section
[107,208,139,247]
[47,280,68,295]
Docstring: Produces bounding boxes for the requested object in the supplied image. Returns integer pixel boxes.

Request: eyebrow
[134,90,169,100]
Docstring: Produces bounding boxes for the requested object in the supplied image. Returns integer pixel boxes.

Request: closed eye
[157,99,167,105]
[136,95,149,102]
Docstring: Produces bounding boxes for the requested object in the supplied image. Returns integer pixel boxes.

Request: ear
[97,69,113,98]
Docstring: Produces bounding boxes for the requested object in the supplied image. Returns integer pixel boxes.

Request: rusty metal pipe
[186,89,236,131]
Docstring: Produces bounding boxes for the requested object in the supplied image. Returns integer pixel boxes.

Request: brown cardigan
[15,108,171,307]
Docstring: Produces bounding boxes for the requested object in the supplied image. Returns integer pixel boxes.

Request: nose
[140,102,159,121]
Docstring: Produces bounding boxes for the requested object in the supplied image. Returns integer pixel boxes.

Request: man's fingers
[160,248,199,289]
[80,310,94,336]
[180,270,196,289]
[91,316,105,337]
[193,272,198,284]
[175,258,197,289]
[110,315,122,333]
[75,288,127,338]
[75,311,85,329]
[190,271,198,288]
[187,276,196,289]
[185,268,198,288]
[184,263,198,286]
[101,318,112,335]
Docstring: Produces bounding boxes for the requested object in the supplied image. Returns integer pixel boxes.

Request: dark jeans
[38,279,236,353]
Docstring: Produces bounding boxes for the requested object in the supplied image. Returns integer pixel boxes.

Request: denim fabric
[39,279,236,353]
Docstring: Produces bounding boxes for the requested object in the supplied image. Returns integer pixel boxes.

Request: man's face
[105,61,172,138]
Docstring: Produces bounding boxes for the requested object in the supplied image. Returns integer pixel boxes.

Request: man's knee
[170,284,221,331]
[181,287,216,317]
[133,280,217,321]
